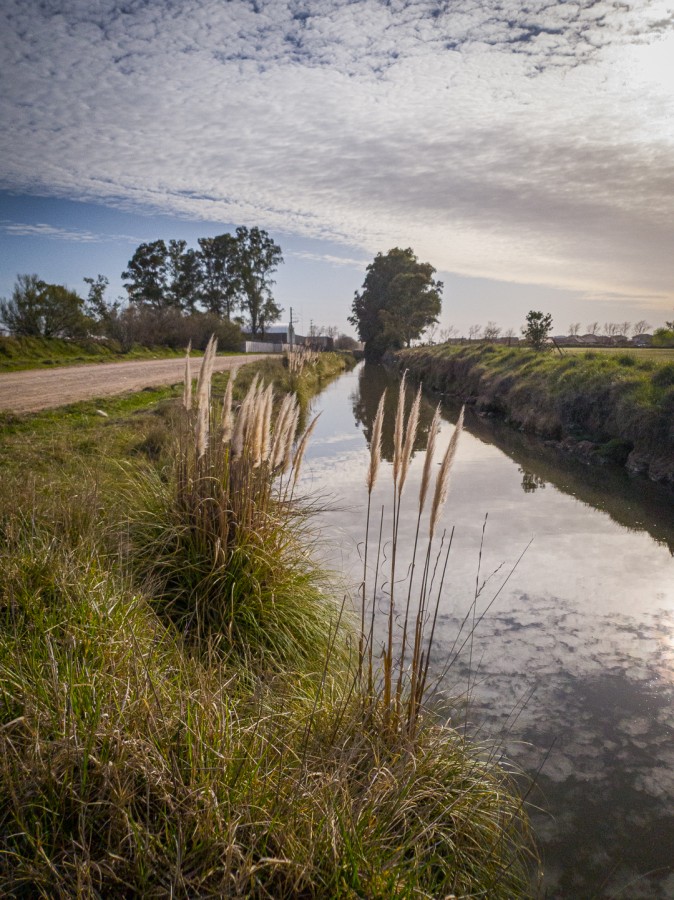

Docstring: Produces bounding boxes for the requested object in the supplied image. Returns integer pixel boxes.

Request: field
[561,346,674,362]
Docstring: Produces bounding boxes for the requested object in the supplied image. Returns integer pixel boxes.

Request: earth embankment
[394,344,674,487]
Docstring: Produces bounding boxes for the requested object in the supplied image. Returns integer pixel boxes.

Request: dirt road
[0,354,270,414]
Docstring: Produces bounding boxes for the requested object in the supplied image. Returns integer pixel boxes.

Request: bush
[111,306,242,351]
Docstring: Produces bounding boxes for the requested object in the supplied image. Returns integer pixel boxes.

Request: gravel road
[0,354,270,414]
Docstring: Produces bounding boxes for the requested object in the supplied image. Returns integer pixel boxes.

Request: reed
[359,376,466,736]
[130,341,341,670]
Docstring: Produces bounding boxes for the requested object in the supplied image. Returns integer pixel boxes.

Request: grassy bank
[0,349,534,896]
[396,344,674,487]
[0,335,213,371]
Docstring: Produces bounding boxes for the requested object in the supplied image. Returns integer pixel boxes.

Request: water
[299,362,674,898]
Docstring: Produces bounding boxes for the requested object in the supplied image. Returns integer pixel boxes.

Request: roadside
[0,353,271,413]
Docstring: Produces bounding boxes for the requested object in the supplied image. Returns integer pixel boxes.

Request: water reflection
[351,362,435,460]
[301,362,674,898]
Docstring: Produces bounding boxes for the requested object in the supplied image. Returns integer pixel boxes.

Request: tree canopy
[0,274,88,339]
[121,228,283,334]
[348,248,442,359]
[522,310,553,350]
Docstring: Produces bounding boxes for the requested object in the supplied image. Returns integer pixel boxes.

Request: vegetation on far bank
[396,342,674,486]
[0,349,535,896]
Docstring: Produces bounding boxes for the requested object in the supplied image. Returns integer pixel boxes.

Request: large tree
[0,274,88,338]
[235,226,283,336]
[122,240,169,308]
[348,248,442,360]
[197,233,241,319]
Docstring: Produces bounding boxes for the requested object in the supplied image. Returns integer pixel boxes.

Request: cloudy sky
[1,0,673,335]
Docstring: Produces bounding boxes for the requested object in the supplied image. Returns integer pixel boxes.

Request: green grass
[398,343,674,485]
[0,350,535,897]
[562,346,674,363]
[0,334,224,372]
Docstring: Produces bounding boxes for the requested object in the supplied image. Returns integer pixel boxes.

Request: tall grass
[129,338,340,671]
[0,346,536,896]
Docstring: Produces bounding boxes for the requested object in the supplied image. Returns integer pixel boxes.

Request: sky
[1,0,673,337]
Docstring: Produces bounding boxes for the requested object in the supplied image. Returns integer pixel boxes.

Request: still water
[299,362,674,898]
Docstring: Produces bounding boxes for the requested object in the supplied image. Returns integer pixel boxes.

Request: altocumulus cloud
[1,0,673,304]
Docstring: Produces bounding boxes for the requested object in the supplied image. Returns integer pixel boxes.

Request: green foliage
[0,274,90,339]
[522,310,553,351]
[653,327,674,348]
[349,248,442,360]
[235,225,284,336]
[121,227,284,335]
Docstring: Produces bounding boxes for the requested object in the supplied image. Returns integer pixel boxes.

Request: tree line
[0,227,284,350]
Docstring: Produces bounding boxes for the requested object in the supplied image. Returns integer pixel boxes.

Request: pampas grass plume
[429,405,464,538]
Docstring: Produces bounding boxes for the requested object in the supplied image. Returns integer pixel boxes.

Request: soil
[0,354,270,414]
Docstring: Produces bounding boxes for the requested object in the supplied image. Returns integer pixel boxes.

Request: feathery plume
[392,370,407,487]
[291,412,321,488]
[367,390,386,494]
[419,404,441,514]
[260,383,274,464]
[195,336,218,458]
[429,405,464,538]
[399,383,421,494]
[231,375,258,459]
[182,341,192,410]
[281,405,300,473]
[270,393,294,469]
[220,375,235,445]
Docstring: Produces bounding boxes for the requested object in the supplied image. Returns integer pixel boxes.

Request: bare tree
[632,319,651,336]
[568,322,581,336]
[423,322,439,344]
[440,325,458,342]
[618,321,631,337]
[468,324,482,341]
[604,322,620,337]
[586,321,600,335]
[504,327,517,345]
[483,321,501,341]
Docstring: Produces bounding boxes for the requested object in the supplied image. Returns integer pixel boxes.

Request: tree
[335,333,359,350]
[569,322,581,336]
[468,324,482,341]
[0,274,88,338]
[619,321,631,337]
[440,325,458,342]
[122,240,169,308]
[197,234,241,319]
[83,275,121,336]
[235,227,283,336]
[504,327,517,345]
[522,310,553,350]
[483,321,501,341]
[586,321,600,335]
[167,240,201,311]
[632,320,651,336]
[349,248,442,360]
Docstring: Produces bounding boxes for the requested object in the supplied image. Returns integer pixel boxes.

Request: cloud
[1,0,672,305]
[0,221,138,243]
[289,250,369,268]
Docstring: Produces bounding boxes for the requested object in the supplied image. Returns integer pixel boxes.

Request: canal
[299,361,674,898]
